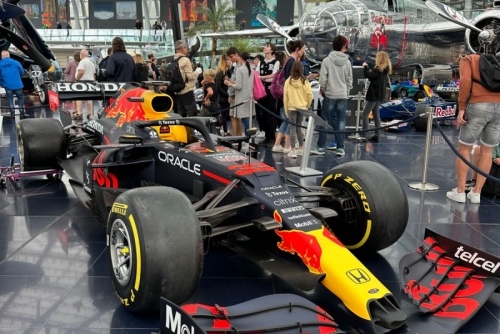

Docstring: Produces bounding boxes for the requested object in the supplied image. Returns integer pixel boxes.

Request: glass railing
[37,28,176,59]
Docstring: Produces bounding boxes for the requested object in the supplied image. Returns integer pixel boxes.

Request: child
[201,69,219,116]
[283,61,313,158]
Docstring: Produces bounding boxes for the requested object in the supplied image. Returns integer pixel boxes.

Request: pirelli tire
[320,161,408,254]
[37,84,49,105]
[413,103,430,132]
[107,186,203,313]
[17,119,65,171]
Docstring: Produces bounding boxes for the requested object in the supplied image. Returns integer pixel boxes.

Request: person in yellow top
[283,61,313,158]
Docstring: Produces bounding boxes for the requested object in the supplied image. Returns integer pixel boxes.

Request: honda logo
[346,268,370,284]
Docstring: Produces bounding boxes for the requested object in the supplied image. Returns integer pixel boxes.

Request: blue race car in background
[379,85,457,131]
[391,79,420,98]
[434,80,459,101]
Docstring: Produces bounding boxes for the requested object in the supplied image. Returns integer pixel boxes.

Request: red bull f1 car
[379,86,457,131]
[13,83,410,334]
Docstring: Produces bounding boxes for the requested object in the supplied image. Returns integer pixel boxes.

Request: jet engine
[464,11,500,54]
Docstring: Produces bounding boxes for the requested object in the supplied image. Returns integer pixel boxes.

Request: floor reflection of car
[379,86,457,131]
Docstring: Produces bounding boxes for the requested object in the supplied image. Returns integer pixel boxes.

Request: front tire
[107,187,203,312]
[413,104,430,132]
[320,161,408,254]
[17,119,65,171]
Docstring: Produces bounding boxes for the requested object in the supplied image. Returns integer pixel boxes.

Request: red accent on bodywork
[322,227,343,247]
[93,151,118,188]
[228,162,275,176]
[275,229,323,273]
[202,170,231,185]
[273,210,282,224]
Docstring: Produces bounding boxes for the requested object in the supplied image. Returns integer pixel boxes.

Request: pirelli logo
[346,268,371,284]
[111,203,128,215]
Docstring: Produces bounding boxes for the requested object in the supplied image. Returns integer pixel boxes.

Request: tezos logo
[165,305,194,334]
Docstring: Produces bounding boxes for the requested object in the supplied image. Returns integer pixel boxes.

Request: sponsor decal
[160,125,170,134]
[164,305,195,334]
[261,185,283,191]
[346,268,371,284]
[288,213,312,220]
[149,130,158,138]
[281,205,305,213]
[275,229,323,273]
[126,124,135,135]
[55,82,127,92]
[211,154,246,162]
[455,246,500,273]
[111,203,128,215]
[434,105,457,118]
[158,152,201,175]
[265,190,289,197]
[293,219,319,228]
[273,196,298,206]
[87,119,104,134]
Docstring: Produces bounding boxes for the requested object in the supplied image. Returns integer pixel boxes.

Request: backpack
[165,56,187,93]
[96,57,108,82]
[473,54,500,92]
[270,68,285,99]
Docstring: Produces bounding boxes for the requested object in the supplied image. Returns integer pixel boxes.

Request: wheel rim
[321,182,369,248]
[110,218,133,286]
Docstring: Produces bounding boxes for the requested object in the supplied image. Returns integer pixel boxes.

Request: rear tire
[320,161,408,254]
[107,186,203,312]
[17,119,65,171]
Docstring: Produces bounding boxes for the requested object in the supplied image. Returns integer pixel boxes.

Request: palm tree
[190,2,241,67]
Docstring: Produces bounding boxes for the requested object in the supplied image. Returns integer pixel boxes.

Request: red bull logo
[228,162,275,176]
[435,105,456,118]
[275,229,323,273]
[106,88,147,127]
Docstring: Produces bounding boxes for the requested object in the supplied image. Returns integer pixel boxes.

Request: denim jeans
[317,97,346,149]
[6,88,24,117]
[277,107,290,135]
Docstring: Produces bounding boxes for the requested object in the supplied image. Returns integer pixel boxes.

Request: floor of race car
[0,109,498,334]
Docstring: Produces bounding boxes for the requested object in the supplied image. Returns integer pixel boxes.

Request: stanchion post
[409,106,439,191]
[286,109,332,177]
[348,91,364,140]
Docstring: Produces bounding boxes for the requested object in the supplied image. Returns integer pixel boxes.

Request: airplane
[198,0,500,86]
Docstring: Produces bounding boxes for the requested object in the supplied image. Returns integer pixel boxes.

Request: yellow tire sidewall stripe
[129,213,142,291]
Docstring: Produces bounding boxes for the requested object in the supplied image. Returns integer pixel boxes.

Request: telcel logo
[165,305,194,334]
[455,246,500,273]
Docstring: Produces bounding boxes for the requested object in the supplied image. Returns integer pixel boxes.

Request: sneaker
[357,136,367,142]
[296,148,303,156]
[326,140,337,150]
[368,135,380,143]
[272,145,284,152]
[335,148,345,157]
[283,147,291,154]
[287,150,297,158]
[464,179,476,193]
[256,131,265,138]
[467,190,481,204]
[310,147,325,155]
[446,188,466,203]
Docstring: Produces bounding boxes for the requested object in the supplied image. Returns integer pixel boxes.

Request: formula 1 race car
[379,86,457,131]
[13,83,409,334]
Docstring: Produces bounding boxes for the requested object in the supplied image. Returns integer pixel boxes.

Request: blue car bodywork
[379,89,457,131]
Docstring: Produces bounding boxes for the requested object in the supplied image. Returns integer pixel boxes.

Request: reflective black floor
[0,107,498,334]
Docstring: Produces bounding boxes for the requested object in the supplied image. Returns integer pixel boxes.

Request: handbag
[253,70,267,101]
[383,73,391,102]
